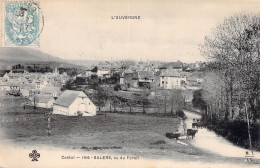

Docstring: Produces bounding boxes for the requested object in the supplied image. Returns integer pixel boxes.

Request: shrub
[114,84,121,91]
[176,110,186,119]
[205,119,260,150]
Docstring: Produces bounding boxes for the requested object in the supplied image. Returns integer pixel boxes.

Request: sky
[37,0,260,63]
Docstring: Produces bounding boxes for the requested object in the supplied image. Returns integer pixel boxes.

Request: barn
[34,95,55,108]
[53,90,96,116]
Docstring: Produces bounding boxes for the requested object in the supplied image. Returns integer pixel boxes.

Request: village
[0,60,204,116]
[0,59,222,162]
[0,58,258,165]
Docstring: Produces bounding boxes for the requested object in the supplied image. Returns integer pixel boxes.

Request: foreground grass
[0,97,259,165]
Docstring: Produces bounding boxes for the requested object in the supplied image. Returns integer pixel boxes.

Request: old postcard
[0,0,259,168]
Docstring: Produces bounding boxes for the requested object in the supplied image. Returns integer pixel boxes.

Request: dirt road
[183,110,260,159]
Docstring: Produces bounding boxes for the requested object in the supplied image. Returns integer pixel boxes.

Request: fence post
[46,112,51,136]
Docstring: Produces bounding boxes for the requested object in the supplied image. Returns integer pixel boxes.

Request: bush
[176,110,186,119]
[192,89,207,111]
[205,120,260,150]
[114,84,121,91]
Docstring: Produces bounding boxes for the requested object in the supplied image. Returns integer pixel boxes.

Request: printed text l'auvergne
[111,16,141,20]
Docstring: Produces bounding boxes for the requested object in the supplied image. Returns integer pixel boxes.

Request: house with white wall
[160,69,186,89]
[53,90,96,116]
[97,69,110,78]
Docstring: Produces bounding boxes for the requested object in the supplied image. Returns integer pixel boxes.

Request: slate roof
[138,71,153,79]
[41,86,61,94]
[20,83,34,89]
[160,69,181,77]
[6,79,21,86]
[54,90,87,107]
[187,76,198,82]
[124,69,133,74]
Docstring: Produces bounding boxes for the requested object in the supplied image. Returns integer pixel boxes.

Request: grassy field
[0,96,257,165]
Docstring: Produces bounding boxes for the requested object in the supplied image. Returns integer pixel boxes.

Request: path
[183,110,260,159]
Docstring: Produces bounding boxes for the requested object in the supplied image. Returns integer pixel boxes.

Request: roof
[138,71,153,79]
[54,90,87,107]
[179,71,191,77]
[190,72,203,78]
[41,86,61,94]
[187,76,198,82]
[160,69,181,77]
[6,79,21,86]
[124,69,133,74]
[20,83,34,89]
[46,83,55,88]
[35,95,54,103]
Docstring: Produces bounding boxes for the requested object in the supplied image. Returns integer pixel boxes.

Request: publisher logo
[29,150,40,161]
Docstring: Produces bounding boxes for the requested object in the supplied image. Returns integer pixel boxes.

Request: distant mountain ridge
[0,48,62,63]
[0,48,179,70]
[0,48,140,69]
[0,48,95,69]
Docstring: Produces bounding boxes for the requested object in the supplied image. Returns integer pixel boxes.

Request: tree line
[198,13,260,150]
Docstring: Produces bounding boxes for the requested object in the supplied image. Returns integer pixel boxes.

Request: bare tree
[200,13,260,151]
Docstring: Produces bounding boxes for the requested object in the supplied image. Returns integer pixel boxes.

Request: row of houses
[159,69,203,90]
[0,67,99,117]
[0,69,69,97]
[75,61,204,92]
[118,67,203,90]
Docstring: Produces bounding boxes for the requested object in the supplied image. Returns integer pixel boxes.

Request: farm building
[53,90,96,116]
[34,95,55,108]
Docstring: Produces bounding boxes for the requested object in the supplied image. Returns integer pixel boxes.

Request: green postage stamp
[3,1,42,46]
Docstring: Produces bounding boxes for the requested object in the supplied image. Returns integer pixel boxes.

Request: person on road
[192,118,198,130]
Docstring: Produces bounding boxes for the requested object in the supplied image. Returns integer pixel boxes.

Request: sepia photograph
[0,0,259,167]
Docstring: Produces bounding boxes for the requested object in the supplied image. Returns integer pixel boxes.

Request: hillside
[0,48,61,63]
[0,48,88,69]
